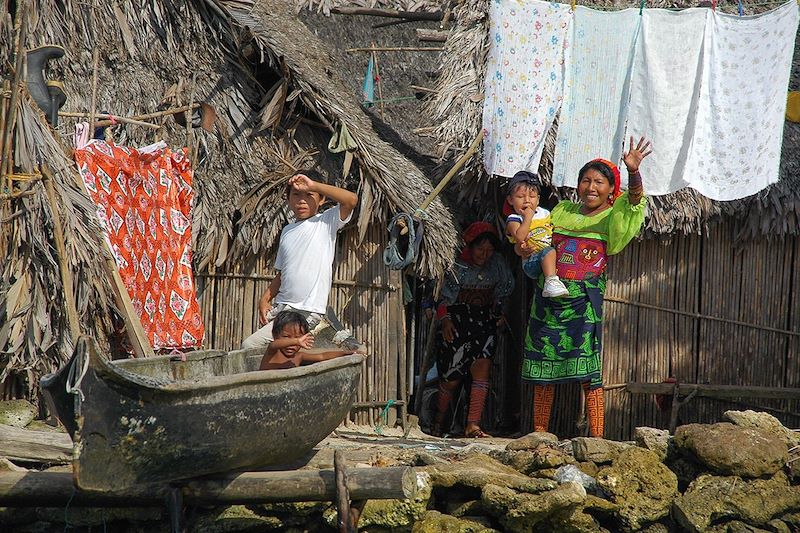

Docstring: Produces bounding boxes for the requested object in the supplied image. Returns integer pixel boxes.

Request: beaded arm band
[628,170,643,205]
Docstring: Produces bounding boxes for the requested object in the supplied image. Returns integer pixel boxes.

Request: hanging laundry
[683,1,799,200]
[362,55,375,107]
[482,0,572,177]
[74,141,205,351]
[552,6,640,188]
[625,7,708,195]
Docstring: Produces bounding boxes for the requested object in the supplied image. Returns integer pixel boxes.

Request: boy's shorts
[522,245,555,280]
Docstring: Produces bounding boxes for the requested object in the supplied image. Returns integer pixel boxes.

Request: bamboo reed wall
[196,223,406,427]
[515,223,800,441]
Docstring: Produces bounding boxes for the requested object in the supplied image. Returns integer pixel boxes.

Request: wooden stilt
[334,450,353,533]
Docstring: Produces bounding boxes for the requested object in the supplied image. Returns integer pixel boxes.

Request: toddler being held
[504,171,569,298]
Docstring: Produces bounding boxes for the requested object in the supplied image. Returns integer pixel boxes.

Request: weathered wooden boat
[41,335,365,491]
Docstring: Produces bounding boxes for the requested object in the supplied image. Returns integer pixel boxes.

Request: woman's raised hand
[623,136,653,174]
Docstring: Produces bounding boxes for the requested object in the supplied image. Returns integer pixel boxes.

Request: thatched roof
[425,0,800,238]
[0,0,460,399]
[295,0,444,15]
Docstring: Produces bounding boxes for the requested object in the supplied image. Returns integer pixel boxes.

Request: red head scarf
[586,158,622,205]
[459,222,498,262]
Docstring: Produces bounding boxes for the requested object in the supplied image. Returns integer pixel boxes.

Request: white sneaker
[542,277,569,298]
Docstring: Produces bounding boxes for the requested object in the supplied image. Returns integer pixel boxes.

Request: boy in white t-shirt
[241,170,358,349]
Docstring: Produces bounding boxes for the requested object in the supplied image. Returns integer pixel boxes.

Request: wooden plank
[625,382,800,400]
[0,424,72,463]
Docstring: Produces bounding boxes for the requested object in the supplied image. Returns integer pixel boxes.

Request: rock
[446,500,487,518]
[723,410,800,450]
[572,437,633,464]
[414,451,448,466]
[595,447,678,531]
[583,494,619,516]
[253,502,328,526]
[508,446,573,475]
[36,507,162,527]
[664,454,706,492]
[506,431,559,451]
[192,505,282,532]
[673,471,800,533]
[0,458,26,472]
[24,420,66,433]
[674,423,788,478]
[423,454,556,494]
[537,507,604,533]
[555,464,601,496]
[576,461,599,477]
[481,481,586,532]
[411,510,499,533]
[634,427,672,461]
[0,400,36,427]
[766,518,792,533]
[639,523,671,533]
[706,521,772,533]
[331,476,432,530]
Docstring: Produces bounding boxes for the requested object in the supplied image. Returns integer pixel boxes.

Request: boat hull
[42,339,364,491]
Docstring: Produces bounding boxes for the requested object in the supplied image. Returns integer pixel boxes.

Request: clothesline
[567,0,794,10]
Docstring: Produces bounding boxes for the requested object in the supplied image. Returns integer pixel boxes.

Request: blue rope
[374,399,396,435]
[738,0,744,15]
[383,213,417,270]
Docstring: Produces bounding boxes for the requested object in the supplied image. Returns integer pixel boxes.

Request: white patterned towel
[625,7,709,195]
[552,6,641,188]
[482,0,572,178]
[683,1,799,200]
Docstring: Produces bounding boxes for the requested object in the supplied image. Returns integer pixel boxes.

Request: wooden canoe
[41,336,365,491]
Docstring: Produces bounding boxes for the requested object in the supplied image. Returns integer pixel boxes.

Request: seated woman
[432,222,514,438]
[259,311,357,370]
[521,136,651,438]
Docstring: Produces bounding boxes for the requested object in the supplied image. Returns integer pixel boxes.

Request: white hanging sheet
[625,7,709,195]
[482,0,572,178]
[552,6,641,188]
[682,1,799,200]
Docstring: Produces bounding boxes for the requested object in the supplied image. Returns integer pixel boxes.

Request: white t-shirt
[274,204,351,313]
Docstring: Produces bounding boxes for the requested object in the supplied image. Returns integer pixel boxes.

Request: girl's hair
[470,231,501,251]
[578,160,615,186]
[272,310,310,337]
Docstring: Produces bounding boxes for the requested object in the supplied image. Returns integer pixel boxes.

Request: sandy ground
[293,424,515,470]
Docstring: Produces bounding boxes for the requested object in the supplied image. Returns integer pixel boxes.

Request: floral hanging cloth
[74,140,205,351]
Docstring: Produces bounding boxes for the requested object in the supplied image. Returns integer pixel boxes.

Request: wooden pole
[335,450,353,533]
[330,7,443,21]
[418,129,484,213]
[0,467,423,506]
[625,382,800,400]
[185,72,197,162]
[88,48,99,139]
[413,314,439,416]
[1,2,27,180]
[0,80,9,193]
[60,104,201,127]
[371,45,385,121]
[346,47,444,53]
[42,167,81,341]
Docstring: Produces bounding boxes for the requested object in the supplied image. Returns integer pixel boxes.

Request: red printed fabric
[74,141,204,351]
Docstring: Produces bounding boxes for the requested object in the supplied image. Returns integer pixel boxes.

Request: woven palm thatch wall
[0,0,460,404]
[417,0,800,438]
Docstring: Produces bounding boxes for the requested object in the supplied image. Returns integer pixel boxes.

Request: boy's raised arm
[289,174,359,221]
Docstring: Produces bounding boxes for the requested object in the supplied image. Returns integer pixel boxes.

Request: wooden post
[42,167,81,341]
[103,252,155,358]
[185,72,197,163]
[371,44,385,120]
[0,467,423,506]
[1,2,27,180]
[88,48,99,138]
[413,314,439,417]
[334,450,353,533]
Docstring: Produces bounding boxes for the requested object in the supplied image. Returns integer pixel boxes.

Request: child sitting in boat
[242,169,358,350]
[259,311,358,370]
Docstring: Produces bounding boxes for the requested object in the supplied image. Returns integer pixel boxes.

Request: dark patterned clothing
[437,254,514,381]
[437,304,497,381]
